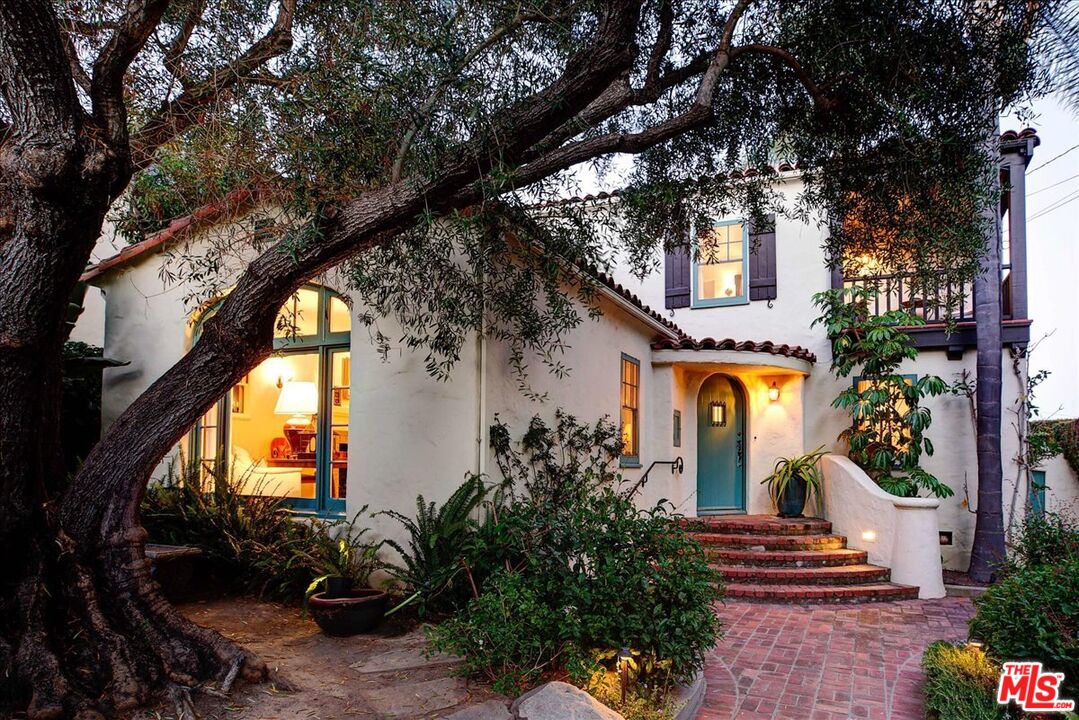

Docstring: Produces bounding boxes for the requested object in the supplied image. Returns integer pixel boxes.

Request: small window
[673,409,682,448]
[620,354,640,465]
[852,374,917,448]
[693,220,748,307]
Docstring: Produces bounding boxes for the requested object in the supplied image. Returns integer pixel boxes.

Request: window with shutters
[692,219,749,307]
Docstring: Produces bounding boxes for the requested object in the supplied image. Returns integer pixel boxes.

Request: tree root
[9,529,283,719]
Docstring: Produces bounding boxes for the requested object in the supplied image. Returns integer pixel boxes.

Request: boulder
[511,681,624,720]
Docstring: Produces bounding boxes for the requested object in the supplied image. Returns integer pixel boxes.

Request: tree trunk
[968,125,1006,583]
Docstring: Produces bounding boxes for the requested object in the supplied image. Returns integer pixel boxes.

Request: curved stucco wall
[820,454,945,599]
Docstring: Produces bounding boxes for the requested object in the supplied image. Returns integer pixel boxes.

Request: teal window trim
[691,218,749,308]
[191,284,350,518]
[1029,470,1046,516]
[620,352,641,467]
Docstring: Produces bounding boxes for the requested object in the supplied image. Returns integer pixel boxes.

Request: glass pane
[275,287,320,339]
[229,352,320,499]
[727,225,743,260]
[329,350,350,500]
[329,295,351,334]
[697,259,743,300]
[620,406,637,455]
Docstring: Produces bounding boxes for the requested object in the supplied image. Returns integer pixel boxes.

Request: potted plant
[301,513,389,636]
[761,446,826,518]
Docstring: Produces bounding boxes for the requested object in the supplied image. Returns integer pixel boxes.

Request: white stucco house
[78,128,1078,595]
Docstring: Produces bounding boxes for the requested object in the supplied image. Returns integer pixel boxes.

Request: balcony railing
[841,265,1013,324]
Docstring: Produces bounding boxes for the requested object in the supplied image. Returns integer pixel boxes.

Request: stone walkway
[697,598,976,720]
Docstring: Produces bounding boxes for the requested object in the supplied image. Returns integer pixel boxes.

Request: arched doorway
[697,373,746,514]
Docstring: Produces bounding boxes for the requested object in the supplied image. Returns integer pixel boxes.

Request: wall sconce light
[861,530,877,543]
[709,400,727,427]
[618,647,632,704]
[768,381,780,403]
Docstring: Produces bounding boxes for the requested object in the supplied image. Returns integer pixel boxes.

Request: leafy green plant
[922,642,1007,720]
[142,454,323,601]
[812,286,953,498]
[970,556,1079,698]
[292,508,384,598]
[429,414,723,698]
[1030,418,1079,476]
[379,475,487,615]
[761,446,826,515]
[1005,511,1079,572]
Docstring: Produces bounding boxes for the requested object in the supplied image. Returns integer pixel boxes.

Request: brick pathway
[697,597,976,720]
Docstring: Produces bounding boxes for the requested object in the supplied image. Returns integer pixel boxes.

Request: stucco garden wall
[1043,453,1079,515]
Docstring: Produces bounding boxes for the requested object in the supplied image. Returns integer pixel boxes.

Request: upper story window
[620,354,640,466]
[692,219,748,308]
[193,284,351,516]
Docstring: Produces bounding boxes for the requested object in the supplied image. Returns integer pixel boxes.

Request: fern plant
[291,508,384,598]
[379,475,487,615]
[761,446,827,516]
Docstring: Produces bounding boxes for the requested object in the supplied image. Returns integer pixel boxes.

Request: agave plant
[761,446,827,517]
[378,475,486,615]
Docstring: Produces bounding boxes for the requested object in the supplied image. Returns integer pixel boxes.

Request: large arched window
[192,285,352,515]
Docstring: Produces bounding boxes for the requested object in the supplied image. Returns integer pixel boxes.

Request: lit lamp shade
[274,381,318,425]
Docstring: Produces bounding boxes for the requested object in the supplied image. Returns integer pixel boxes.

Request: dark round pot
[324,576,353,599]
[777,476,807,518]
[308,589,389,636]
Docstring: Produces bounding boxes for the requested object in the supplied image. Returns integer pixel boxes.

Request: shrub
[922,642,1006,720]
[1005,511,1079,572]
[142,456,382,603]
[970,559,1079,697]
[379,475,487,615]
[428,413,723,696]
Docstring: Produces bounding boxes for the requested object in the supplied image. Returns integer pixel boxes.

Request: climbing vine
[813,287,953,498]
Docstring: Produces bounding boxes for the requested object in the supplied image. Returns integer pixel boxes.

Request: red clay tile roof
[651,337,818,363]
[81,187,261,282]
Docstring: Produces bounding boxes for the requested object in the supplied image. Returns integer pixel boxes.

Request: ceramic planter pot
[323,576,353,599]
[308,589,389,636]
[777,476,807,518]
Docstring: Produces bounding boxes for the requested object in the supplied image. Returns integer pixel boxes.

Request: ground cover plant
[922,641,1008,720]
[425,412,723,706]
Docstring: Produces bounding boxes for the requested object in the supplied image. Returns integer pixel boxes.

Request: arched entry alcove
[696,373,747,514]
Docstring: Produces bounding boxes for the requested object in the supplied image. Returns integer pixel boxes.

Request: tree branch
[390,5,577,182]
[730,42,835,111]
[92,0,172,146]
[129,0,297,170]
[642,0,674,95]
[163,0,206,83]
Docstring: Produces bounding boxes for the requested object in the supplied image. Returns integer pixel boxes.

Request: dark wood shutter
[748,214,777,302]
[664,230,691,309]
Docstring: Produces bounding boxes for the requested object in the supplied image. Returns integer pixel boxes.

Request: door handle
[736,432,744,468]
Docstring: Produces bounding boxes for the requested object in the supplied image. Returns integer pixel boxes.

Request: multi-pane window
[193,284,351,515]
[853,375,916,450]
[620,354,640,463]
[694,220,747,306]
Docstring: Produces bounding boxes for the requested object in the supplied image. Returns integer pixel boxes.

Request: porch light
[768,381,780,402]
[709,401,727,427]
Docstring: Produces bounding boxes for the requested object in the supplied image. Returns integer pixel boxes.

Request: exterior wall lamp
[709,400,727,427]
[768,381,780,403]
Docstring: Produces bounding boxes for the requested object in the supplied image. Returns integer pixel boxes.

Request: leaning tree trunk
[968,124,1006,583]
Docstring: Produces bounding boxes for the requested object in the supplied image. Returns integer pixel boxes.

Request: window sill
[619,458,642,469]
[690,296,750,309]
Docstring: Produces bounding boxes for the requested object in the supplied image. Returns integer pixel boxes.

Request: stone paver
[697,597,975,720]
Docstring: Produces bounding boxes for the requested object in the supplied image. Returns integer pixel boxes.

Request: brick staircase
[685,515,919,603]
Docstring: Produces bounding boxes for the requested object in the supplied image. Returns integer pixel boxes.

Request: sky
[1004,96,1079,418]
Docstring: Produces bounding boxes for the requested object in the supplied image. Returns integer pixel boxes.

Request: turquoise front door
[697,374,746,514]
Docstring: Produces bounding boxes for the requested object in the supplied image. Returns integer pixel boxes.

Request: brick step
[714,563,891,585]
[683,515,832,536]
[694,532,847,551]
[707,547,869,567]
[725,582,919,604]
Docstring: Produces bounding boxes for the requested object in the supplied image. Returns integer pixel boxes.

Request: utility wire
[1028,172,1079,196]
[1028,190,1079,222]
[1026,143,1079,175]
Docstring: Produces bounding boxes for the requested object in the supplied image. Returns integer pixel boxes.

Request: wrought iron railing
[842,265,1013,324]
